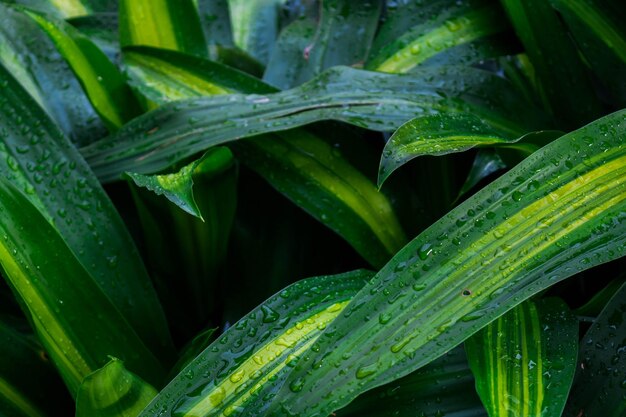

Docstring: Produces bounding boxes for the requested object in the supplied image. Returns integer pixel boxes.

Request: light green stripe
[25,11,124,128]
[179,301,350,416]
[124,0,179,51]
[49,0,88,17]
[388,152,626,349]
[375,8,503,73]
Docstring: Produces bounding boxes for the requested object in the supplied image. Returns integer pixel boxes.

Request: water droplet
[229,369,245,383]
[289,378,305,392]
[356,362,378,379]
[261,305,280,323]
[379,312,392,324]
[418,243,433,260]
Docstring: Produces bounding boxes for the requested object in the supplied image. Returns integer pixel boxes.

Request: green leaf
[367,3,509,73]
[377,112,562,185]
[0,60,174,371]
[3,0,116,18]
[127,147,235,220]
[337,346,487,417]
[22,8,141,130]
[123,46,276,104]
[81,65,547,182]
[549,0,626,107]
[264,0,382,89]
[0,178,166,395]
[0,3,107,146]
[574,276,626,317]
[227,0,283,64]
[265,109,626,416]
[0,317,72,417]
[67,13,120,64]
[456,150,506,202]
[122,46,406,269]
[119,0,207,58]
[466,298,578,417]
[499,0,603,128]
[75,358,157,417]
[137,270,374,417]
[564,281,626,417]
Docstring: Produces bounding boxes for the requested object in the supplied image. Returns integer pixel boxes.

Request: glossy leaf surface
[137,270,374,417]
[82,65,546,182]
[564,281,626,417]
[266,109,626,416]
[75,358,157,417]
[466,298,578,417]
[0,60,174,367]
[0,178,166,395]
[127,147,234,220]
[122,46,406,269]
[23,8,141,129]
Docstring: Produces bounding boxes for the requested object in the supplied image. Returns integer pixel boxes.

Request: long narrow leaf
[119,0,207,57]
[81,65,547,182]
[122,46,406,269]
[265,109,626,416]
[227,0,283,64]
[22,8,141,130]
[0,178,166,395]
[466,298,578,417]
[4,0,116,18]
[138,270,373,417]
[0,59,174,366]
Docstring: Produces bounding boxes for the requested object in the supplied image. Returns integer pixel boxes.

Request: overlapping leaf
[264,109,626,416]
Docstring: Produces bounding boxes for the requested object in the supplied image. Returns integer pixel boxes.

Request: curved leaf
[122,46,406,270]
[3,0,116,18]
[265,109,626,416]
[466,298,578,417]
[127,147,235,219]
[456,150,507,202]
[227,0,283,64]
[22,8,141,130]
[81,65,547,182]
[377,112,562,185]
[119,0,206,57]
[0,3,106,146]
[564,280,626,417]
[195,0,233,46]
[367,4,508,73]
[75,358,157,417]
[0,178,166,395]
[0,59,174,368]
[137,270,374,417]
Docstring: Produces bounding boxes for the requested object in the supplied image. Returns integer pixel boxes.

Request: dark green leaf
[81,65,547,182]
[550,0,626,107]
[266,109,626,417]
[337,346,487,417]
[22,8,141,130]
[75,358,157,417]
[564,280,626,417]
[0,3,106,146]
[2,0,116,18]
[0,60,174,370]
[264,0,382,88]
[227,0,283,64]
[0,178,166,395]
[0,316,72,417]
[456,150,506,202]
[500,0,603,128]
[466,298,578,417]
[196,0,233,46]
